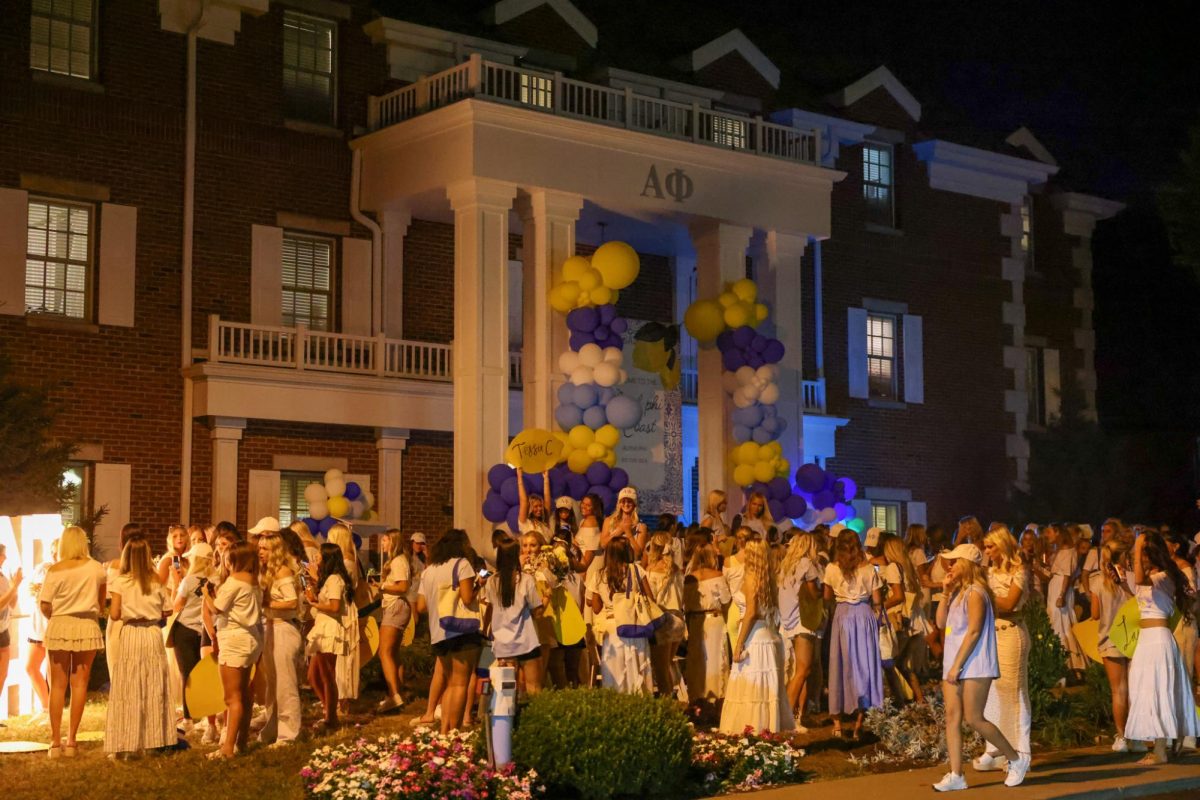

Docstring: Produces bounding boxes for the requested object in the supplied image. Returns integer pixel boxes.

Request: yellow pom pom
[567,425,594,449]
[561,255,592,283]
[684,299,726,343]
[733,464,755,487]
[591,241,640,290]
[594,424,620,448]
[578,268,602,291]
[731,278,758,303]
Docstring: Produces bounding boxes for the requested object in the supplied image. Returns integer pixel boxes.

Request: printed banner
[619,321,682,515]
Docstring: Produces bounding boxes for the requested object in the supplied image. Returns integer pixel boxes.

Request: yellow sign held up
[1072,618,1103,664]
[505,428,565,473]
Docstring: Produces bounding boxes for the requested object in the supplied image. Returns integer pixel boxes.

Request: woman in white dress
[778,530,823,728]
[720,539,793,734]
[724,526,754,597]
[602,487,649,559]
[516,467,553,540]
[589,538,653,695]
[203,541,263,758]
[733,491,775,544]
[105,535,174,756]
[644,532,685,698]
[684,542,731,703]
[304,542,354,732]
[326,524,361,714]
[257,532,302,745]
[38,526,105,758]
[575,493,604,686]
[1043,524,1087,676]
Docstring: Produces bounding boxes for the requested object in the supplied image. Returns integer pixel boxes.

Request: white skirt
[685,613,728,701]
[719,620,795,734]
[45,615,103,652]
[105,623,176,754]
[600,633,653,695]
[983,620,1031,757]
[1126,626,1200,741]
[1046,577,1087,671]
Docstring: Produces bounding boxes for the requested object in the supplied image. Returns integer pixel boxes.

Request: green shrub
[513,688,692,800]
[1020,597,1068,723]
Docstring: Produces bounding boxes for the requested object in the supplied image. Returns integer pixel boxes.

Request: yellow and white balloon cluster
[548,242,641,312]
[682,277,769,344]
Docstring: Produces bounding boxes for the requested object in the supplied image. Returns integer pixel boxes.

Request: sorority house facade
[0,0,1121,556]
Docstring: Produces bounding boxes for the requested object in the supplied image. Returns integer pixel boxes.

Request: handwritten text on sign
[505,428,565,473]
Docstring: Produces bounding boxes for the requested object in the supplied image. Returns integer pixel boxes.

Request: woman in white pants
[974,526,1031,773]
[256,532,302,745]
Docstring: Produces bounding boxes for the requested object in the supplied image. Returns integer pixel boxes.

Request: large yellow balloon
[567,425,594,449]
[567,449,592,474]
[578,268,602,291]
[733,464,755,487]
[684,299,726,343]
[561,255,592,282]
[723,302,752,328]
[731,278,758,303]
[595,424,620,448]
[327,496,351,518]
[753,461,775,483]
[591,241,640,290]
[736,442,759,465]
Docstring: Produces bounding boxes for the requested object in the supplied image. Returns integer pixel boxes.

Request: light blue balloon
[557,383,575,404]
[573,383,598,409]
[776,415,787,432]
[751,426,774,444]
[582,405,607,429]
[731,404,764,428]
[555,403,583,430]
[761,416,780,433]
[606,394,642,429]
[597,386,616,404]
[732,424,751,443]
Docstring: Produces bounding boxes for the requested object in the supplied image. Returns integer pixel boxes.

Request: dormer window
[862,142,894,227]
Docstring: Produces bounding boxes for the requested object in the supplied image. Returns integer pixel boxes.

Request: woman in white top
[589,538,654,695]
[974,526,1032,773]
[823,529,883,739]
[575,493,605,685]
[203,541,263,758]
[1125,531,1200,764]
[684,542,731,703]
[173,541,219,743]
[1089,538,1135,752]
[720,539,794,733]
[724,525,754,597]
[256,532,301,745]
[155,524,189,728]
[1043,524,1087,676]
[38,526,105,757]
[602,487,649,559]
[516,467,553,539]
[105,535,174,756]
[484,537,545,692]
[304,542,354,731]
[644,532,684,698]
[778,530,823,728]
[326,525,362,714]
[881,533,929,705]
[375,529,413,712]
[733,491,775,544]
[700,489,732,558]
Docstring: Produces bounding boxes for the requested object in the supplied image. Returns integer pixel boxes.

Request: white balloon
[743,383,761,401]
[760,383,780,405]
[602,347,624,365]
[570,365,594,385]
[303,483,328,504]
[559,350,581,375]
[593,361,620,387]
[733,389,754,409]
[735,365,756,386]
[578,343,603,368]
[325,477,346,498]
[361,489,375,510]
[721,371,740,394]
[309,499,329,520]
[323,468,343,484]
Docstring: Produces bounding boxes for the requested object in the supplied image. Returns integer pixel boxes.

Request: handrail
[368,54,819,165]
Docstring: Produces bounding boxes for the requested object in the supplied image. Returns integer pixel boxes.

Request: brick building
[0,0,1120,557]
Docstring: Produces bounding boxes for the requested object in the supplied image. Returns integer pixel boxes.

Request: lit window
[866,313,897,400]
[283,11,336,124]
[871,501,901,536]
[862,143,894,226]
[26,198,91,319]
[279,471,324,528]
[30,0,96,80]
[519,72,553,109]
[282,234,333,331]
[1020,196,1035,270]
[60,463,87,526]
[712,116,748,150]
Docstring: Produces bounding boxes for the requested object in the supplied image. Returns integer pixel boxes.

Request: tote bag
[613,566,668,639]
[437,560,481,635]
[878,610,897,668]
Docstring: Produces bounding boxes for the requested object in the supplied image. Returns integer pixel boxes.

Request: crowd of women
[5,476,1199,792]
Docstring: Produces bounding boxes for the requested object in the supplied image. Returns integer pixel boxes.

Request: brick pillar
[447,178,517,555]
[209,416,246,526]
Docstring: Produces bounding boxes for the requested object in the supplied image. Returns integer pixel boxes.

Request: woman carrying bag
[589,538,654,695]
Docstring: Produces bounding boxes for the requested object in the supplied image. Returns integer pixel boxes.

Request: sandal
[831,725,843,738]
[63,745,77,757]
[207,749,233,761]
[47,745,62,759]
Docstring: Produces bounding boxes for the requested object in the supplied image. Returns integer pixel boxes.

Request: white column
[517,189,583,430]
[209,416,246,525]
[376,427,409,527]
[381,209,412,339]
[764,231,808,469]
[447,178,517,555]
[691,220,751,507]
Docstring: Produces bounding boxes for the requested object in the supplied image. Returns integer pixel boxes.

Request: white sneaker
[1004,754,1031,787]
[1183,736,1197,750]
[377,695,402,713]
[249,710,268,731]
[1112,736,1129,753]
[201,725,219,745]
[972,752,1007,772]
[933,772,968,792]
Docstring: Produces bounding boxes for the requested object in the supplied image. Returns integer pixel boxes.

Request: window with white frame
[866,313,898,400]
[862,143,894,226]
[30,0,96,80]
[60,462,87,527]
[712,115,748,150]
[282,233,333,330]
[282,11,336,124]
[26,198,91,319]
[279,471,324,528]
[871,501,901,536]
[1020,195,1036,270]
[519,72,553,109]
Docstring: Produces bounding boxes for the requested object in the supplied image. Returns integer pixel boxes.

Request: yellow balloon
[609,289,619,305]
[561,255,592,282]
[587,442,607,459]
[717,291,737,308]
[590,285,613,305]
[723,303,750,328]
[578,268,602,291]
[601,450,617,467]
[754,303,769,323]
[736,442,760,466]
[591,241,641,290]
[559,281,581,304]
[684,299,726,343]
[549,286,573,313]
[327,496,350,518]
[763,441,782,458]
[733,464,755,487]
[576,290,591,306]
[567,449,593,474]
[567,425,594,449]
[595,424,620,448]
[753,461,775,483]
[731,278,758,303]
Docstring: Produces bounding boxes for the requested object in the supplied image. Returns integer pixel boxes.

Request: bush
[1020,596,1068,722]
[513,688,692,800]
[1035,664,1114,748]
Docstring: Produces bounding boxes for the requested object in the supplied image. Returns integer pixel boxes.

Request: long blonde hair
[258,532,297,591]
[120,536,159,594]
[381,529,411,578]
[881,534,921,593]
[58,525,91,561]
[741,539,777,614]
[327,524,357,576]
[703,490,727,524]
[780,530,822,581]
[686,542,720,573]
[950,558,992,606]
[904,523,928,553]
[742,491,775,526]
[956,516,984,546]
[646,531,676,574]
[984,525,1022,574]
[1098,539,1131,593]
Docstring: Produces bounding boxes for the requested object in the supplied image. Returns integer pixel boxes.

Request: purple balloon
[302,517,320,536]
[567,472,589,499]
[783,494,807,519]
[598,304,617,325]
[582,405,607,429]
[343,481,362,501]
[585,461,612,486]
[822,471,837,492]
[549,469,567,499]
[572,306,599,332]
[593,485,615,515]
[716,331,734,352]
[609,317,628,335]
[796,463,825,494]
[723,349,746,371]
[732,326,755,349]
[318,516,337,535]
[569,332,590,351]
[751,334,768,352]
[767,499,786,521]
[594,325,610,341]
[762,339,785,364]
[352,533,363,550]
[523,471,543,495]
[813,489,836,510]
[760,416,780,434]
[752,481,771,498]
[833,502,852,522]
[500,476,520,506]
[836,477,858,502]
[732,424,751,443]
[768,477,791,502]
[488,463,515,492]
[746,352,764,369]
[608,468,629,491]
[506,506,521,534]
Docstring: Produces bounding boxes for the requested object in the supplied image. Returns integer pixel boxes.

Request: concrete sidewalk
[727,746,1200,800]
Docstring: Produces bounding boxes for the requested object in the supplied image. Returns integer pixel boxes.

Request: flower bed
[691,728,807,794]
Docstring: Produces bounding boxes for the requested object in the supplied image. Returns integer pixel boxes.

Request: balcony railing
[368,54,819,166]
[205,316,523,388]
[678,369,827,415]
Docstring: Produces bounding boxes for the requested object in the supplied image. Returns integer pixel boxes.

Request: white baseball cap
[864,527,882,548]
[618,487,637,503]
[410,532,427,544]
[248,516,281,534]
[944,543,984,564]
[182,542,213,560]
[555,497,575,510]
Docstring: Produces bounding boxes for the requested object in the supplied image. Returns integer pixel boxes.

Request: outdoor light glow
[1,513,63,720]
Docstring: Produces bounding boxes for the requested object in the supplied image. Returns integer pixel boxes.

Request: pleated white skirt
[718,620,794,734]
[1126,626,1200,741]
[105,623,176,754]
